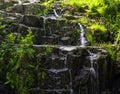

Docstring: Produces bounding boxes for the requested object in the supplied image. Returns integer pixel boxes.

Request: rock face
[6,3,45,14]
[32,45,108,94]
[0,3,120,94]
[8,14,80,45]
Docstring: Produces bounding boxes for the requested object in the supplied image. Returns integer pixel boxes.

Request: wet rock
[64,15,77,20]
[0,11,23,24]
[61,36,71,45]
[20,15,44,27]
[0,82,7,94]
[7,3,44,15]
[42,36,57,45]
[33,45,109,94]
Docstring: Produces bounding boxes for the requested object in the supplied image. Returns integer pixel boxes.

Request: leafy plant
[0,30,35,94]
[86,23,108,43]
[115,29,120,45]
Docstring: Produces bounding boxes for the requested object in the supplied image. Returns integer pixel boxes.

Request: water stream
[17,0,36,4]
[44,52,74,94]
[69,69,73,94]
[18,0,22,4]
[49,27,53,36]
[53,9,59,18]
[88,50,100,94]
[78,23,88,47]
[28,0,36,3]
[43,17,47,36]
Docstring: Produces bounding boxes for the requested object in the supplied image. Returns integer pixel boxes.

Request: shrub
[0,30,35,94]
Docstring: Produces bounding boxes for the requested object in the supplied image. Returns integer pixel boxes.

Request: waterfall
[48,68,68,74]
[53,9,59,18]
[43,17,47,36]
[64,56,67,67]
[28,0,36,3]
[17,0,36,4]
[88,50,100,94]
[18,0,22,4]
[69,69,73,94]
[78,23,87,47]
[49,27,53,36]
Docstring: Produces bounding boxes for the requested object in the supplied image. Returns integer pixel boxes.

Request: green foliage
[0,30,34,94]
[115,29,120,45]
[62,0,86,11]
[76,17,89,25]
[0,13,7,43]
[104,0,120,17]
[86,32,95,45]
[86,23,108,44]
[106,46,116,60]
[37,3,51,16]
[90,23,107,33]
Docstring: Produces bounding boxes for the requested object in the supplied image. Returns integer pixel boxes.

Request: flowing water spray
[49,27,53,36]
[43,17,47,36]
[28,0,36,3]
[78,23,87,47]
[18,0,36,4]
[88,50,100,94]
[18,0,22,4]
[53,9,59,18]
[69,69,73,94]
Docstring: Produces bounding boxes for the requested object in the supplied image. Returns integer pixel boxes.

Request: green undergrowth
[0,30,35,94]
[0,29,53,93]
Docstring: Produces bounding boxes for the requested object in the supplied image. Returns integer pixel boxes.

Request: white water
[88,50,100,94]
[89,67,96,78]
[49,27,54,36]
[18,0,22,4]
[53,9,59,18]
[78,23,87,47]
[43,17,47,36]
[28,0,36,3]
[88,50,100,78]
[60,56,67,67]
[48,68,68,74]
[64,56,67,67]
[17,0,36,4]
[51,54,56,60]
[60,46,76,51]
[69,69,73,94]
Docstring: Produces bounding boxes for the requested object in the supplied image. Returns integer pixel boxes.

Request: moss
[90,23,107,33]
[87,23,109,43]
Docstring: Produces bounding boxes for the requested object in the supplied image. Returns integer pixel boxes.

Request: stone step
[6,3,45,15]
[9,22,80,45]
[41,68,70,89]
[29,88,71,94]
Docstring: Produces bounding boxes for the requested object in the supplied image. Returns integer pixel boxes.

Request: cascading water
[49,26,54,36]
[43,17,47,36]
[69,69,73,94]
[88,50,100,94]
[18,0,22,4]
[28,0,36,3]
[53,9,59,18]
[78,23,88,47]
[17,0,36,4]
[42,52,74,94]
